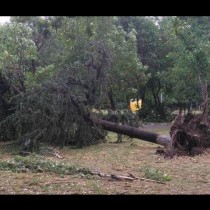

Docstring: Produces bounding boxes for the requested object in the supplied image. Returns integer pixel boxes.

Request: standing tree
[0,22,37,94]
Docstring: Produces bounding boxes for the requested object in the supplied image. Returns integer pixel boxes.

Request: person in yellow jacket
[130,99,142,113]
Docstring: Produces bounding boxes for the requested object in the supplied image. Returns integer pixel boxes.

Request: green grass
[144,167,172,182]
[0,155,92,176]
[1,123,210,194]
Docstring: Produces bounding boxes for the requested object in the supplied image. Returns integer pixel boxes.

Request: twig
[53,151,64,159]
[137,177,166,184]
[50,149,64,159]
[90,170,136,181]
[127,172,166,184]
[127,172,138,179]
[90,170,110,178]
[92,170,166,183]
[111,174,136,181]
[44,170,166,185]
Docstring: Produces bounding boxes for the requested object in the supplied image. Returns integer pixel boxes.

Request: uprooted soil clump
[165,112,210,157]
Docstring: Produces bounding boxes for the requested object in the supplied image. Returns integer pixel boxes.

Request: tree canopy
[1,16,210,149]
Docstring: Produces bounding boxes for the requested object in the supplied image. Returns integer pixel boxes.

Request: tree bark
[108,89,116,111]
[198,76,209,126]
[94,118,170,147]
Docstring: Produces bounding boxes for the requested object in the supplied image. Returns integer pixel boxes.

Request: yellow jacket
[130,99,142,112]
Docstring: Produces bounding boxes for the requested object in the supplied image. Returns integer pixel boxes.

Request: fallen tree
[94,118,170,147]
[1,65,210,157]
[94,112,210,157]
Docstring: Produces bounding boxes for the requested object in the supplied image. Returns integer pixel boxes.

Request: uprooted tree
[0,63,168,148]
[166,79,210,157]
[0,34,209,157]
[1,16,210,157]
[163,16,210,156]
[1,65,210,157]
[1,58,210,157]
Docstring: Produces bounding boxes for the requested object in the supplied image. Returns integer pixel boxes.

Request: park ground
[0,123,210,194]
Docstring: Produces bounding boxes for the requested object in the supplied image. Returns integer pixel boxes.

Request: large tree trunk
[94,118,170,147]
[92,78,210,157]
[94,111,210,157]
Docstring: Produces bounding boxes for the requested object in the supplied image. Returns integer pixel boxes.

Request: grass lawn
[0,124,210,194]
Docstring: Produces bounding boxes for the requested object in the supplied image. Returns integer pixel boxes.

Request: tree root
[164,111,210,158]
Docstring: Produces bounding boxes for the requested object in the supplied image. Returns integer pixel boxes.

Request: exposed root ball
[165,112,210,157]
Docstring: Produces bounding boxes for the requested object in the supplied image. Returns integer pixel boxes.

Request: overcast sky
[0,16,10,24]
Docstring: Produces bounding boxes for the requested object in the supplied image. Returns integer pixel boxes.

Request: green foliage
[54,16,148,109]
[145,167,172,182]
[0,21,38,110]
[0,66,107,148]
[2,16,210,150]
[0,155,92,175]
[161,16,210,107]
[138,103,172,122]
[0,22,37,72]
[25,64,56,87]
[103,109,141,127]
[107,23,147,106]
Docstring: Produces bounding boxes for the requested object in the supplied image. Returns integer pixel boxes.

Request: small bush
[145,167,172,182]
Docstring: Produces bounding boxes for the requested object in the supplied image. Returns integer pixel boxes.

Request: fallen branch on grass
[128,172,166,184]
[43,170,167,185]
[90,170,167,184]
[90,170,135,181]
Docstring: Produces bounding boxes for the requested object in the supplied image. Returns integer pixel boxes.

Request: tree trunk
[199,76,209,126]
[108,89,116,111]
[138,86,146,104]
[94,118,170,147]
